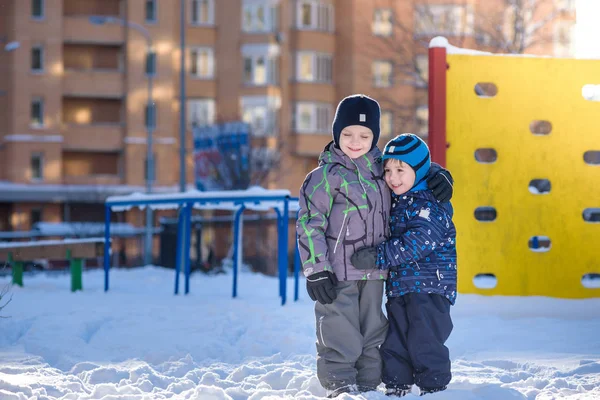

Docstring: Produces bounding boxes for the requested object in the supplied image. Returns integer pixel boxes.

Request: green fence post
[67,249,83,292]
[9,253,23,287]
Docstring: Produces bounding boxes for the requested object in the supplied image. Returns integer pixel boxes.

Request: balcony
[295,134,331,156]
[62,149,121,185]
[63,69,124,98]
[61,123,123,151]
[62,175,122,186]
[63,16,125,44]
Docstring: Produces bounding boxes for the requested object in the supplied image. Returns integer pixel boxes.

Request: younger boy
[351,133,457,397]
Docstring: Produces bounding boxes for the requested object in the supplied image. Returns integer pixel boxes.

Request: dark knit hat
[332,94,381,150]
[382,134,431,186]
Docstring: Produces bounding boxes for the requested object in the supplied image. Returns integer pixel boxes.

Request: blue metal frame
[174,205,185,295]
[104,193,300,305]
[232,205,246,298]
[104,205,111,292]
[184,202,193,294]
[294,209,301,302]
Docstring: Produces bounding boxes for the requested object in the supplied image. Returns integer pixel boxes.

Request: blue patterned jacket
[376,189,457,304]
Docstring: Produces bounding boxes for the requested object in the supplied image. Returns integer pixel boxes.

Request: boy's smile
[384,159,416,195]
[339,125,373,159]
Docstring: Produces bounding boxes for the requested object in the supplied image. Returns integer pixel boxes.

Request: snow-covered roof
[0,181,193,203]
[106,187,300,213]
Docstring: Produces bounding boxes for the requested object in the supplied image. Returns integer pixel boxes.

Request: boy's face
[384,159,415,195]
[339,125,373,159]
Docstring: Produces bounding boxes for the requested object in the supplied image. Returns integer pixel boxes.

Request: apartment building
[0,0,575,262]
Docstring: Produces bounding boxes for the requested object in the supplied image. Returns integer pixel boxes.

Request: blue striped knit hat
[382,134,431,186]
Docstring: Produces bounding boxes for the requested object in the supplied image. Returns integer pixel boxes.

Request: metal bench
[0,238,105,292]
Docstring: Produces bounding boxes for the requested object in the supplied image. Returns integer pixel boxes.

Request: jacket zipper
[333,212,347,254]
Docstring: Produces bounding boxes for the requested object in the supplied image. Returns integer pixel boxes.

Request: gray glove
[350,247,378,270]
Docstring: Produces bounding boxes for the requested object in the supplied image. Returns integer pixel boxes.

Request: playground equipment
[0,238,105,292]
[104,188,300,305]
[428,37,600,298]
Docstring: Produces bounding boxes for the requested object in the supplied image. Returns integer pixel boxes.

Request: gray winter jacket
[297,142,391,281]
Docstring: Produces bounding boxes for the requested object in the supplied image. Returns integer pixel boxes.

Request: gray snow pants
[314,280,388,391]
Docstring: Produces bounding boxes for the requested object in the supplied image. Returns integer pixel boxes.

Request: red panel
[428,47,447,167]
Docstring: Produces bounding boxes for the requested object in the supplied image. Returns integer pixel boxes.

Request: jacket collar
[318,141,382,172]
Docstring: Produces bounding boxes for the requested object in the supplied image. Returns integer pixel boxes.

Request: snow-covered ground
[0,266,599,399]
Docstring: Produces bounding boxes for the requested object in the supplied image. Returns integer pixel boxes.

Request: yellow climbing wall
[446,54,600,298]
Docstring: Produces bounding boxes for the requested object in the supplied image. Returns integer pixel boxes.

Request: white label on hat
[388,146,395,153]
[359,114,366,122]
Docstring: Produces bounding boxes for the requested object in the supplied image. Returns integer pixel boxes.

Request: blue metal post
[294,210,301,302]
[184,202,193,294]
[104,205,111,292]
[232,206,245,298]
[174,205,185,295]
[281,197,289,306]
[274,208,283,300]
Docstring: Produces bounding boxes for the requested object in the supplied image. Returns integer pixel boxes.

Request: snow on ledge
[428,36,583,59]
[429,36,492,55]
[0,237,105,249]
[106,187,299,213]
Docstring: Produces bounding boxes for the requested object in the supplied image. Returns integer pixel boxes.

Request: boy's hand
[306,271,338,304]
[427,169,454,202]
[351,247,378,270]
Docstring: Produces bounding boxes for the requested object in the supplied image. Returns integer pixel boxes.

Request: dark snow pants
[380,293,453,390]
[314,280,388,392]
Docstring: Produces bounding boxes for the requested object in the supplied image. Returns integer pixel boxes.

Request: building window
[416,106,429,137]
[190,47,214,79]
[381,111,393,138]
[503,6,531,41]
[145,0,157,23]
[31,153,43,180]
[241,96,280,137]
[31,46,44,72]
[145,102,157,129]
[191,0,215,25]
[145,50,156,76]
[415,5,473,36]
[31,0,44,19]
[296,52,332,83]
[31,98,44,126]
[242,44,279,86]
[296,1,334,32]
[554,21,575,57]
[187,99,216,128]
[294,102,332,134]
[243,55,278,85]
[242,2,278,32]
[555,0,576,12]
[244,56,265,85]
[30,209,42,225]
[373,9,393,36]
[415,54,429,87]
[372,60,392,88]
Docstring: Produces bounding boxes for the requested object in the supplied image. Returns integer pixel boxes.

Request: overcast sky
[576,0,600,58]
